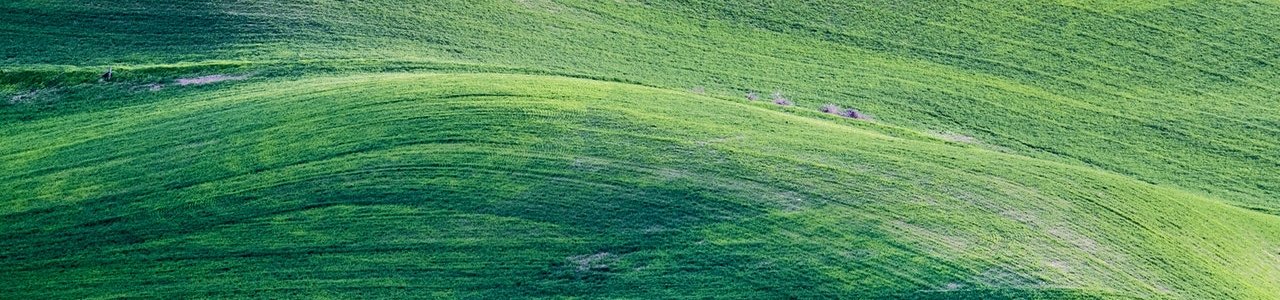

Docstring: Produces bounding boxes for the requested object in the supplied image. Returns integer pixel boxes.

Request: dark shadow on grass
[0,1,272,66]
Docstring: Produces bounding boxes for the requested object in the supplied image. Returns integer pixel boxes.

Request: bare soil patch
[933,131,979,144]
[130,83,165,92]
[8,90,40,104]
[1047,227,1100,253]
[567,252,615,272]
[175,74,249,86]
[1046,260,1071,272]
[8,89,59,105]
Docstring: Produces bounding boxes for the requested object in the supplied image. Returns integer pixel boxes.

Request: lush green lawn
[2,0,1278,299]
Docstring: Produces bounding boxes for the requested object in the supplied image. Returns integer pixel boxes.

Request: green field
[3,1,1279,299]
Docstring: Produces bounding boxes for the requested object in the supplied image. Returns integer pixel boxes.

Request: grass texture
[2,0,1279,298]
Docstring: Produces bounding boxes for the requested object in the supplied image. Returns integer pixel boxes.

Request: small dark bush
[842,108,869,120]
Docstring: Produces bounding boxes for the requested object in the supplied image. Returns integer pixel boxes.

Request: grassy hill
[2,1,1278,299]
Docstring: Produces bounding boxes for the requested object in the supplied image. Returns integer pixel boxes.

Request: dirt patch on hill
[128,83,166,92]
[1047,227,1100,253]
[1046,260,1071,272]
[9,90,40,104]
[932,131,979,144]
[176,74,249,86]
[8,89,60,105]
[567,252,615,272]
[890,220,971,251]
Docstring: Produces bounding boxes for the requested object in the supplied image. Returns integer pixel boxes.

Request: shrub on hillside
[818,102,872,120]
[842,108,870,120]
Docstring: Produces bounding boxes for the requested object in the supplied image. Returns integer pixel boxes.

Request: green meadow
[2,1,1278,298]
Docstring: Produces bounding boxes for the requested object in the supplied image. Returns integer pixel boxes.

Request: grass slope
[3,74,1278,298]
[2,0,1279,299]
[4,0,1278,210]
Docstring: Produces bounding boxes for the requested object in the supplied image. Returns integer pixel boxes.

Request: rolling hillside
[3,1,1279,299]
